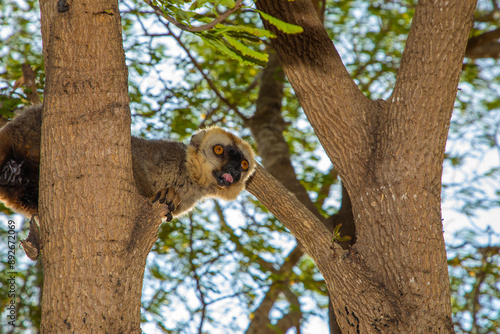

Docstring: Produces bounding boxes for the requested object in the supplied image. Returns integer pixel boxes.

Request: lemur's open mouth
[214,170,236,187]
[222,173,233,184]
[216,172,234,187]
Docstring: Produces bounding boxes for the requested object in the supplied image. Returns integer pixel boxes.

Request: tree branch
[247,53,326,223]
[254,0,374,187]
[188,215,208,334]
[144,0,243,33]
[246,164,333,258]
[465,28,500,59]
[255,286,303,334]
[467,28,500,49]
[21,64,42,105]
[384,0,477,186]
[391,1,477,118]
[215,201,276,273]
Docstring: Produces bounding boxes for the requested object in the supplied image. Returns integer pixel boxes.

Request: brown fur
[0,104,255,220]
[0,105,41,215]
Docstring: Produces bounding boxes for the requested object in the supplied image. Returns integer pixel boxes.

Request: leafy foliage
[448,227,500,333]
[150,0,303,66]
[0,0,44,111]
[0,218,42,333]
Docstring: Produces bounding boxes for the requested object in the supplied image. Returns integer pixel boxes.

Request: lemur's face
[187,127,255,199]
[210,142,251,188]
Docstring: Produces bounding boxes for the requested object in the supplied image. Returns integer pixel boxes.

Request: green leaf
[332,224,351,243]
[223,34,268,62]
[254,9,303,34]
[171,7,191,21]
[223,25,276,39]
[188,0,212,10]
[217,0,235,8]
[200,35,263,67]
[334,223,342,236]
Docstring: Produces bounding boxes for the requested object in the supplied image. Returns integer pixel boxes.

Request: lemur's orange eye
[241,160,249,171]
[213,145,224,155]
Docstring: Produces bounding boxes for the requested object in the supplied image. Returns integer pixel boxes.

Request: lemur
[0,104,255,222]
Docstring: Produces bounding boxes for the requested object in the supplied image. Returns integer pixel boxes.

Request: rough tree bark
[246,0,478,332]
[38,0,161,332]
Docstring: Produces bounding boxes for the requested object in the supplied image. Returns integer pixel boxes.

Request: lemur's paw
[152,187,181,222]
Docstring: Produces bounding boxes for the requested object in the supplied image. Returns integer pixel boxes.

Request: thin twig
[166,25,248,121]
[188,216,208,334]
[214,200,275,273]
[144,0,244,33]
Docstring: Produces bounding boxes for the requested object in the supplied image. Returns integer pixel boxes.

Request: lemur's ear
[189,129,208,149]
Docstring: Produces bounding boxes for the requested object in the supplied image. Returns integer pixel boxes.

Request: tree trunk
[38,0,160,332]
[249,0,478,332]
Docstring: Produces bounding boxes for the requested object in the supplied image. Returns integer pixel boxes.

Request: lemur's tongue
[222,173,234,184]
